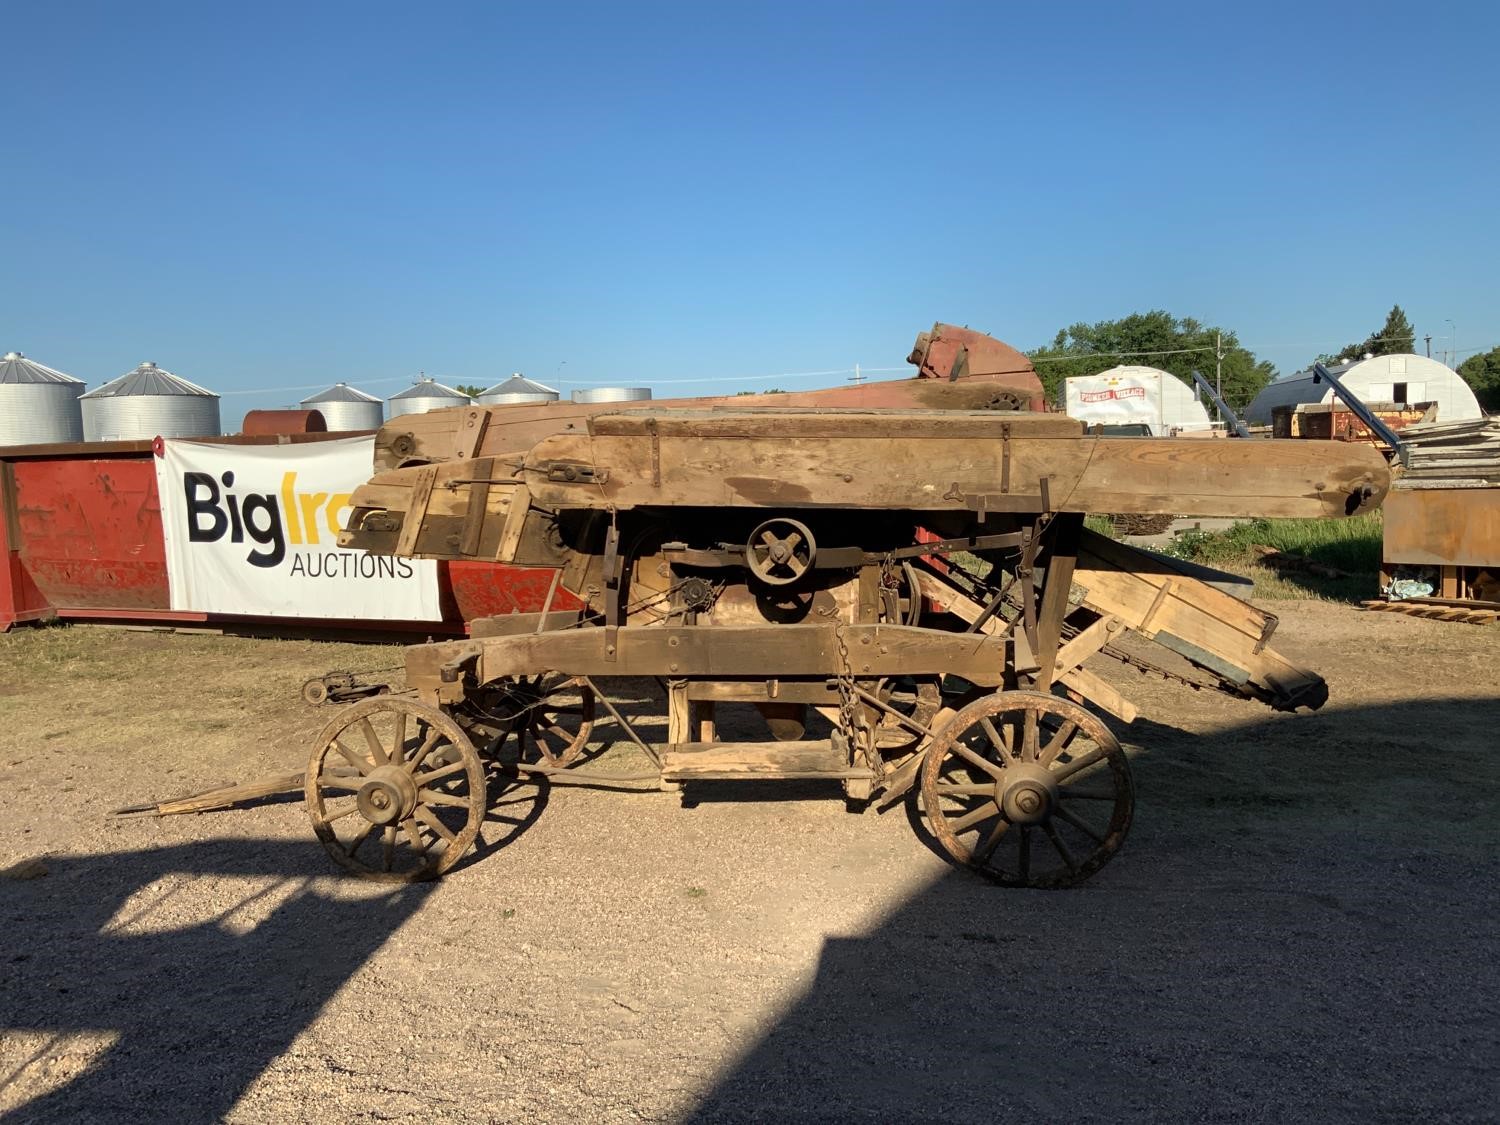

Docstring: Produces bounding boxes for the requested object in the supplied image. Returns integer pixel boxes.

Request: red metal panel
[446,561,584,620]
[11,453,170,611]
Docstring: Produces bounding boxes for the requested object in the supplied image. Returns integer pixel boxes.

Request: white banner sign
[156,436,442,620]
[1063,372,1162,432]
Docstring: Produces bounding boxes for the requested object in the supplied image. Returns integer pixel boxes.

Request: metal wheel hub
[998,763,1059,825]
[356,765,418,826]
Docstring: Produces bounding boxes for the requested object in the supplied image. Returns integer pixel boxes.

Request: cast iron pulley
[746,517,816,586]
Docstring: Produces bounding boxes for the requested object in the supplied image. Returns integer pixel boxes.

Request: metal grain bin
[300,382,385,431]
[476,373,560,406]
[388,377,472,418]
[80,361,220,441]
[570,386,652,404]
[0,351,85,445]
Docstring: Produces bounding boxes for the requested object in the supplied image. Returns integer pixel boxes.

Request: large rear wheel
[918,690,1133,887]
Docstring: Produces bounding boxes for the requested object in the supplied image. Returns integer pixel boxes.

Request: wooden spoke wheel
[455,674,595,767]
[919,690,1133,888]
[305,697,487,882]
[873,675,942,752]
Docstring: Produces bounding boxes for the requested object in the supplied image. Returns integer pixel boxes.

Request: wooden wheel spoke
[1053,745,1111,781]
[934,782,994,796]
[402,818,428,856]
[977,716,1008,756]
[1020,708,1039,761]
[316,775,364,791]
[419,790,473,809]
[1039,721,1079,766]
[949,740,1006,781]
[1042,820,1079,872]
[320,803,360,825]
[331,738,372,776]
[415,805,457,844]
[1054,804,1107,845]
[381,825,397,872]
[973,818,1010,863]
[359,717,390,768]
[413,760,467,787]
[341,821,377,857]
[392,711,409,762]
[948,802,1000,835]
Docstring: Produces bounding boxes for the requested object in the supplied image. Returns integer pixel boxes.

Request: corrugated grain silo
[300,382,385,431]
[0,351,85,445]
[570,386,653,404]
[388,377,472,418]
[80,361,221,441]
[477,374,561,405]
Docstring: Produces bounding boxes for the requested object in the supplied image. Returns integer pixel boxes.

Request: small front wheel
[305,697,487,882]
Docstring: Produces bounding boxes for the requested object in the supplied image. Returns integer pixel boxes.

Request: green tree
[454,383,486,398]
[1027,310,1275,412]
[1314,304,1417,366]
[1458,347,1500,413]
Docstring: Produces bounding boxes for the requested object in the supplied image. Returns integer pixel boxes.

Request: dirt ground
[1,603,1497,1122]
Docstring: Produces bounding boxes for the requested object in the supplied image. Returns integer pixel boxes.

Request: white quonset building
[1060,366,1213,436]
[1244,354,1482,426]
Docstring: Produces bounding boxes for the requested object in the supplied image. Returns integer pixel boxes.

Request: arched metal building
[300,382,385,431]
[1245,354,1482,425]
[80,362,220,441]
[388,378,472,418]
[0,351,85,445]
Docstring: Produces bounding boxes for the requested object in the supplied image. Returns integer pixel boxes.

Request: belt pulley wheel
[746,517,816,587]
[305,697,487,882]
[918,690,1133,887]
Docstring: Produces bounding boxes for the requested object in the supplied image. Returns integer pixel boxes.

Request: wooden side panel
[1074,529,1326,708]
[1383,487,1500,568]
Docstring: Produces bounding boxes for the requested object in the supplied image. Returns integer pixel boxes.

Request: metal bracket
[544,461,608,484]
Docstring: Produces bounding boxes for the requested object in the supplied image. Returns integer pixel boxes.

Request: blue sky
[4,1,1496,425]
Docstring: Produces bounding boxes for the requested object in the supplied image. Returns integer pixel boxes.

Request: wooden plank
[393,466,438,557]
[1053,613,1119,677]
[913,569,1039,671]
[660,740,867,780]
[459,457,494,557]
[403,623,1012,699]
[521,429,1390,520]
[1058,667,1139,724]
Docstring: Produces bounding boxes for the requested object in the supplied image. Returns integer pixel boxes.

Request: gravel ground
[1,604,1497,1122]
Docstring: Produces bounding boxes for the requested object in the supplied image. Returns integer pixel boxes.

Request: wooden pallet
[1361,599,1500,626]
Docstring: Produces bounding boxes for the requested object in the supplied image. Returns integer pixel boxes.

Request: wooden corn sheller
[342,408,1390,559]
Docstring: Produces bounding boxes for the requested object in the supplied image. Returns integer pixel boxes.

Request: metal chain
[832,622,883,777]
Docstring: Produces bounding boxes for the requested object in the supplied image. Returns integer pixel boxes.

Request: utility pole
[1445,319,1457,369]
[848,363,865,385]
[1214,331,1225,422]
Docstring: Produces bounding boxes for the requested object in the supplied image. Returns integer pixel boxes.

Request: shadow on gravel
[0,839,434,1122]
[690,697,1500,1123]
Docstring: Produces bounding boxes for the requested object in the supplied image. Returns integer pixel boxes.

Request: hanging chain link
[832,621,883,778]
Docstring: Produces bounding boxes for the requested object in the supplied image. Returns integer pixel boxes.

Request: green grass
[1156,513,1384,601]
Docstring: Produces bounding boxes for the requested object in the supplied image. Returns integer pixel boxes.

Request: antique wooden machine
[308,347,1390,888]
